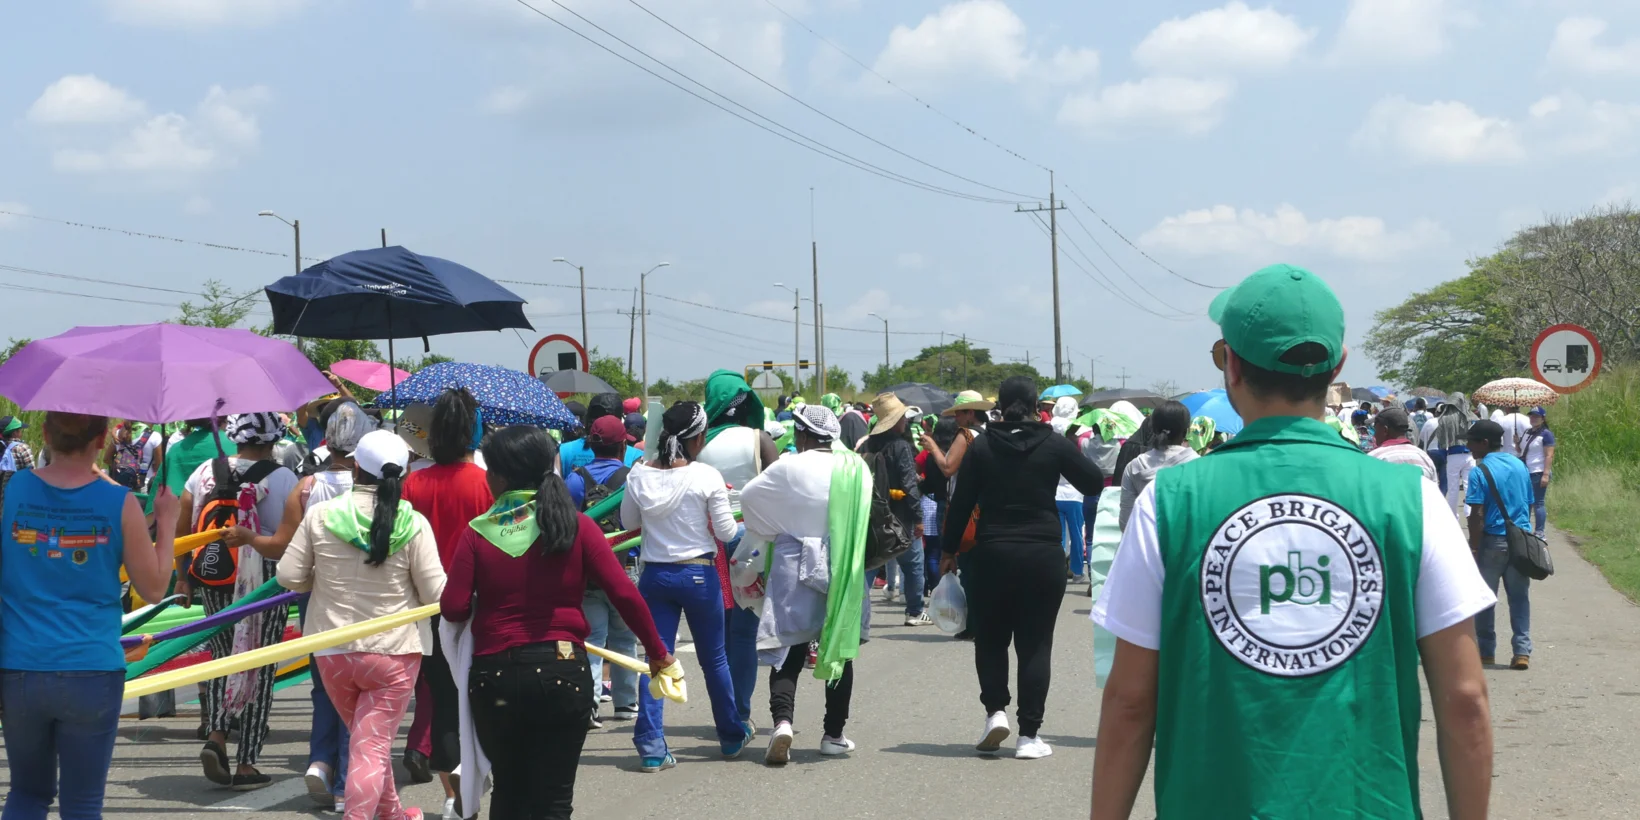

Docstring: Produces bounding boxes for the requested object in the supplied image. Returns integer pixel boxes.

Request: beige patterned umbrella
[1471,377,1558,408]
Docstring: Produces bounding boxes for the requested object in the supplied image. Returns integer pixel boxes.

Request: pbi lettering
[1259,551,1332,614]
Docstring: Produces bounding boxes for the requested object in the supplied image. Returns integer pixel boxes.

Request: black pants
[471,642,595,820]
[768,644,852,738]
[968,540,1065,738]
[424,620,462,773]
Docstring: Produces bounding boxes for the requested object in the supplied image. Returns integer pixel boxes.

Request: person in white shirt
[1516,407,1556,537]
[1369,408,1440,484]
[619,401,752,772]
[1496,407,1531,455]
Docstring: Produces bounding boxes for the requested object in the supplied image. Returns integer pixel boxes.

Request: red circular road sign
[527,334,588,379]
[1530,323,1602,394]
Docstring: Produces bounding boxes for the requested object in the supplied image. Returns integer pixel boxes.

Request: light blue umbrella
[1180,389,1243,435]
[1039,384,1083,400]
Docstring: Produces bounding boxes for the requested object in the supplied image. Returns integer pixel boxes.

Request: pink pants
[317,653,423,820]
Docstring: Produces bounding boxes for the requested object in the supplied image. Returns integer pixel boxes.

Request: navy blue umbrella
[265,246,533,341]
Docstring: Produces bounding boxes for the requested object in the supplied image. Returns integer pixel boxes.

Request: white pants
[1445,451,1473,520]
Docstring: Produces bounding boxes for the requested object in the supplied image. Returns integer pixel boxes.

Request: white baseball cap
[354,429,410,479]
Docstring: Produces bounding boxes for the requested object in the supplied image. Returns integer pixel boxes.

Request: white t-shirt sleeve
[1414,479,1497,638]
[1090,482,1166,650]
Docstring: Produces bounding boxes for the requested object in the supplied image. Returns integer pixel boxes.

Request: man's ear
[1328,345,1350,381]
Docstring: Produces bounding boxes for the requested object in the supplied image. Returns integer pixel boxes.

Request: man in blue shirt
[558,393,642,472]
[565,416,631,515]
[1465,419,1536,670]
[566,414,640,723]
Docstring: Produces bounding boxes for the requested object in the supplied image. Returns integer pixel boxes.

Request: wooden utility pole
[1015,170,1065,383]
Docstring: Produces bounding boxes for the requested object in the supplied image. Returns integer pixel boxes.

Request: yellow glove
[648,659,688,704]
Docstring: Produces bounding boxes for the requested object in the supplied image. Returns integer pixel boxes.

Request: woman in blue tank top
[0,412,181,819]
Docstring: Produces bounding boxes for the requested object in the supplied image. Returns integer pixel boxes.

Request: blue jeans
[0,670,123,820]
[309,658,349,798]
[1429,449,1448,495]
[633,563,745,759]
[1082,495,1099,545]
[725,604,760,724]
[584,589,640,710]
[885,537,926,617]
[1058,500,1087,577]
[1530,472,1548,536]
[923,532,942,594]
[1474,535,1532,658]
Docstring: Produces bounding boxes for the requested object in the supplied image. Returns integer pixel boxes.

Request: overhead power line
[1061,184,1224,290]
[624,0,1038,201]
[509,0,1026,205]
[1027,213,1190,322]
[0,209,322,262]
[761,0,1049,173]
[1057,210,1201,316]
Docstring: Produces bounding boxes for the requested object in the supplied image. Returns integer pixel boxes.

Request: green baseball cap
[1208,263,1345,377]
[0,416,24,435]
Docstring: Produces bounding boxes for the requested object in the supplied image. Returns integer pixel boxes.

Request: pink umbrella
[329,359,412,392]
[0,324,334,422]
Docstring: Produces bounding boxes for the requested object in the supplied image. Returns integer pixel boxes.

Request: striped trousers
[199,558,290,768]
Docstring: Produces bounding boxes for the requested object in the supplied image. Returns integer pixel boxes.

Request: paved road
[7,526,1636,818]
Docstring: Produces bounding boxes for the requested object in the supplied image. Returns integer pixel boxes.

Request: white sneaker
[820,734,856,756]
[976,711,1011,753]
[304,764,331,807]
[333,800,344,814]
[884,589,899,603]
[764,722,794,765]
[1015,735,1053,760]
[442,797,459,820]
[904,611,933,627]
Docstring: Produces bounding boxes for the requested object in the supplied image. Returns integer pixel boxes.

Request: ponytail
[535,470,578,555]
[365,463,404,567]
[997,375,1038,423]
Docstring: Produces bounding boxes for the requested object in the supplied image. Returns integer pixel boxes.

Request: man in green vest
[1089,264,1497,819]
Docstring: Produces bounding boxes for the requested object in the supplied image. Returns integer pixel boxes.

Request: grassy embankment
[1549,364,1640,603]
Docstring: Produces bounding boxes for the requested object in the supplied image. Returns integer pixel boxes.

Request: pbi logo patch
[1199,494,1384,677]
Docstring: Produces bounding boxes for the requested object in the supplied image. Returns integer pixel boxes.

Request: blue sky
[3,0,1637,394]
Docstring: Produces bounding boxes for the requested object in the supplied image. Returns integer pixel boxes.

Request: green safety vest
[1151,416,1427,819]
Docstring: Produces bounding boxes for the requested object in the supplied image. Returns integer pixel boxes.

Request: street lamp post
[869,312,889,369]
[258,211,300,275]
[551,257,589,353]
[773,283,801,390]
[639,262,671,401]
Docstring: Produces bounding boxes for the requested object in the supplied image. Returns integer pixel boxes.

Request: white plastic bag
[930,572,967,634]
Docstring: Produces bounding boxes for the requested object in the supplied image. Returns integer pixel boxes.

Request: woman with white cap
[180,411,300,791]
[278,429,446,820]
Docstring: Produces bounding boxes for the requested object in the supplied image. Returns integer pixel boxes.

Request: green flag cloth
[815,441,869,682]
[1188,416,1217,452]
[323,494,419,559]
[125,577,285,680]
[468,490,540,558]
[1075,407,1139,441]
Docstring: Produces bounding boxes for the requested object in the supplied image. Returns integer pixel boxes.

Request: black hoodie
[943,421,1105,551]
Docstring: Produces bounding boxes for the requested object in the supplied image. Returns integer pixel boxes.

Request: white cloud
[481,85,531,115]
[1331,0,1473,65]
[870,0,1098,91]
[1548,17,1640,75]
[1058,77,1235,135]
[0,203,28,229]
[1352,96,1525,164]
[27,75,146,124]
[37,83,269,177]
[105,0,308,28]
[1529,93,1640,156]
[896,252,925,270]
[938,303,983,325]
[183,195,213,215]
[1133,2,1315,74]
[1598,183,1635,206]
[1140,204,1447,260]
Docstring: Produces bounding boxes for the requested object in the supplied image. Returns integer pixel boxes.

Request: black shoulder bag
[1476,461,1554,581]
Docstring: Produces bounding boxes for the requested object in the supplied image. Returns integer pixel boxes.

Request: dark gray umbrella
[882,382,955,416]
[542,369,617,396]
[1080,388,1165,410]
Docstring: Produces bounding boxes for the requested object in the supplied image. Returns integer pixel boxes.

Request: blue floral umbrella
[373,362,578,431]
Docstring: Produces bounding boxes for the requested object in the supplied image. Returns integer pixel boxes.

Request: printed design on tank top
[1199,493,1384,677]
[11,508,114,561]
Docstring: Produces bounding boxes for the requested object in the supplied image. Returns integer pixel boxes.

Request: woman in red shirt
[442,426,672,819]
[401,388,492,810]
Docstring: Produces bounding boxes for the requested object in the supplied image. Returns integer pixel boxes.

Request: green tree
[1364,267,1522,392]
[176,280,257,328]
[862,340,1044,394]
[587,348,640,398]
[0,338,31,368]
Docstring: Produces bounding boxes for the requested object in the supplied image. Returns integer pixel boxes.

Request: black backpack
[859,449,912,570]
[575,465,630,533]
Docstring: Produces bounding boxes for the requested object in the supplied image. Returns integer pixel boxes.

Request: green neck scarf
[815,441,869,682]
[324,493,418,558]
[469,489,539,558]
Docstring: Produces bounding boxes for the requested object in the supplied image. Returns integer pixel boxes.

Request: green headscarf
[703,369,767,444]
[1188,416,1217,453]
[323,494,420,558]
[468,490,539,558]
[820,393,843,414]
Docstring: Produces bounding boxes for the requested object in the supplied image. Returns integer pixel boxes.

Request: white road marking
[676,642,695,654]
[203,777,308,812]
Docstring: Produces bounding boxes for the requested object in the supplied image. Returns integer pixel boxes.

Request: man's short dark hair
[1466,419,1504,447]
[1236,343,1333,404]
[1376,407,1411,437]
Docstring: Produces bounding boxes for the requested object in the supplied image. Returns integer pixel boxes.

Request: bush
[1549,364,1640,601]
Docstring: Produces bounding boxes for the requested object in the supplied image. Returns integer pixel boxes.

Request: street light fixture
[551,257,589,353]
[868,312,889,369]
[639,262,671,401]
[258,211,300,275]
[773,283,802,390]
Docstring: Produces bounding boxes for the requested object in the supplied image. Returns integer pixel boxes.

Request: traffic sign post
[1530,323,1602,394]
[528,334,589,380]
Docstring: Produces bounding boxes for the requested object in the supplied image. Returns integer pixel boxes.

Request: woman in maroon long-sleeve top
[441,426,673,820]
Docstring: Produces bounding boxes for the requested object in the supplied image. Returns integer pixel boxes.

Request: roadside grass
[1549,364,1640,604]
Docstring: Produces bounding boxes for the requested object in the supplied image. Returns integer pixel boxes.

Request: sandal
[200,740,231,785]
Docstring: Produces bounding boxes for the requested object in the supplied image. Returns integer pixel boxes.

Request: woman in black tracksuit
[940,375,1103,760]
